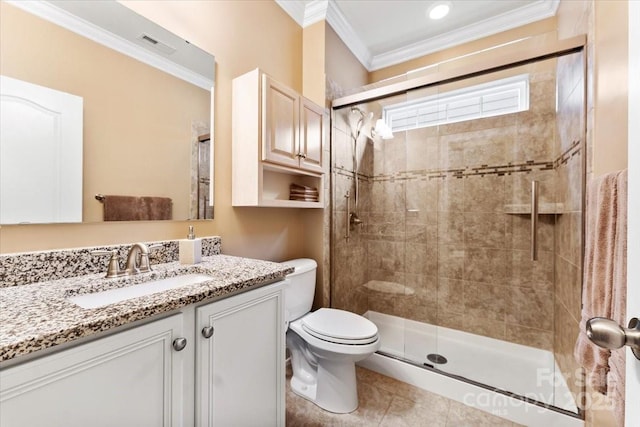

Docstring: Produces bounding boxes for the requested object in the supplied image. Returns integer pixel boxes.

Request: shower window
[383,73,530,132]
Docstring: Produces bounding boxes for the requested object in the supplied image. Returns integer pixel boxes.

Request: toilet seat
[301,308,378,345]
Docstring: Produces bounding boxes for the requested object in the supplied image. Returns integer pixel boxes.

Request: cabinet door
[0,314,188,427]
[299,97,325,173]
[262,74,300,168]
[196,282,285,427]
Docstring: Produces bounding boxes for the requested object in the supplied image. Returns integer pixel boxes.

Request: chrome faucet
[125,242,152,275]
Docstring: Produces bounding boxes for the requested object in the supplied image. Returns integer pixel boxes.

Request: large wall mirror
[0,0,215,224]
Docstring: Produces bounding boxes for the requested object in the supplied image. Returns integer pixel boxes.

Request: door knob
[586,317,640,361]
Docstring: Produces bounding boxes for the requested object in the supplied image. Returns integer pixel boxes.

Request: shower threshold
[359,311,583,426]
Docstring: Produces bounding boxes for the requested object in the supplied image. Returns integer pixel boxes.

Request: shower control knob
[172,337,187,351]
[586,317,640,360]
[201,326,214,339]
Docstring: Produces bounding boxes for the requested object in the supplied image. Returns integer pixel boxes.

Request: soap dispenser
[179,226,202,264]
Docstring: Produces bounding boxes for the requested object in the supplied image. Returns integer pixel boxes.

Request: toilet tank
[282,258,317,322]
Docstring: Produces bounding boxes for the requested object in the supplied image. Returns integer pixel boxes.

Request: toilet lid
[301,308,378,344]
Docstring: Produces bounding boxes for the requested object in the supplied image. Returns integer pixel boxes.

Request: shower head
[349,107,375,139]
[350,107,373,129]
[372,119,394,140]
[349,107,394,140]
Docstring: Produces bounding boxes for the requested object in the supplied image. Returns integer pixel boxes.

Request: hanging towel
[102,195,172,221]
[141,196,173,220]
[574,169,627,424]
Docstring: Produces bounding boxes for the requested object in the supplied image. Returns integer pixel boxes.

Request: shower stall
[330,42,585,423]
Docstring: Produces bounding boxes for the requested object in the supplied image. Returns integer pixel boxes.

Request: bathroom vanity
[0,238,291,427]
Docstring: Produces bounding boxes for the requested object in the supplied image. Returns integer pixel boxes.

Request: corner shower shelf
[504,203,564,215]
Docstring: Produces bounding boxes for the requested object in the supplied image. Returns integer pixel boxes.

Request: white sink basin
[68,273,213,309]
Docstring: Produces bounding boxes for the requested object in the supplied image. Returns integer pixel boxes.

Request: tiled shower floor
[286,366,523,426]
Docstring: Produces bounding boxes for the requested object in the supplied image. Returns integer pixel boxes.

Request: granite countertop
[0,255,294,363]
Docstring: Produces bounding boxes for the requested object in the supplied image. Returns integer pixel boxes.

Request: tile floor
[286,366,524,427]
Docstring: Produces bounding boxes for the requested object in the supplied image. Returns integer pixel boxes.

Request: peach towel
[574,169,627,424]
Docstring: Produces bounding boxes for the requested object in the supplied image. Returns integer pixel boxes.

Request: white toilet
[283,258,380,414]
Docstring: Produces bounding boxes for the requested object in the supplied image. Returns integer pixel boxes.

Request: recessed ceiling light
[428,2,451,20]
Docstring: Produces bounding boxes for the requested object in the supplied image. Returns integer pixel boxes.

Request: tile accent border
[334,140,582,183]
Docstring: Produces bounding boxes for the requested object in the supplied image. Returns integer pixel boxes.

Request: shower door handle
[345,191,351,241]
[531,180,539,261]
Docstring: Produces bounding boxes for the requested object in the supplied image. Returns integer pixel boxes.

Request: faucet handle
[139,244,162,273]
[91,250,125,278]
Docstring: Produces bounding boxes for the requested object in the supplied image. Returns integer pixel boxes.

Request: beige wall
[1,0,309,262]
[591,1,628,176]
[302,21,326,106]
[325,25,369,97]
[0,3,210,224]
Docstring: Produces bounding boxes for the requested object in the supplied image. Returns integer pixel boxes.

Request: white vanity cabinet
[0,314,189,427]
[232,68,326,208]
[0,280,285,427]
[195,281,285,427]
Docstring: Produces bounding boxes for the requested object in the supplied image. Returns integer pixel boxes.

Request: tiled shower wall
[332,56,583,360]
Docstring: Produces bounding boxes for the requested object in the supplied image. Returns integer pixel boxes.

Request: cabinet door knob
[201,326,214,339]
[172,337,187,351]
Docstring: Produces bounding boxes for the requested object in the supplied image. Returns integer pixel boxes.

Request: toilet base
[290,358,358,414]
[286,312,380,415]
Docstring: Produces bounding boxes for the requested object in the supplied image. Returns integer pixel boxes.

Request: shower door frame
[332,35,585,109]
[330,33,587,418]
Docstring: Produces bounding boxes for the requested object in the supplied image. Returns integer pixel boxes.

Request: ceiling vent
[138,33,176,55]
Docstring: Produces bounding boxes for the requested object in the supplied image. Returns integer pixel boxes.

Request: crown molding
[275,0,559,72]
[369,0,560,71]
[274,0,306,26]
[7,0,213,90]
[304,0,328,26]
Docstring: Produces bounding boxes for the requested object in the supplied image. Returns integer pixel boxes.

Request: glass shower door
[330,49,584,415]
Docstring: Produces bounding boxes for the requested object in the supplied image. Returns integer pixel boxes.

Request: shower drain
[426,353,448,365]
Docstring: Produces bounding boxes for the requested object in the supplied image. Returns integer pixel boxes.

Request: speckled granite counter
[0,254,293,363]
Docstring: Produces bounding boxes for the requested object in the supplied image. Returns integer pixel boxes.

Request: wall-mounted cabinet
[232,69,326,208]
